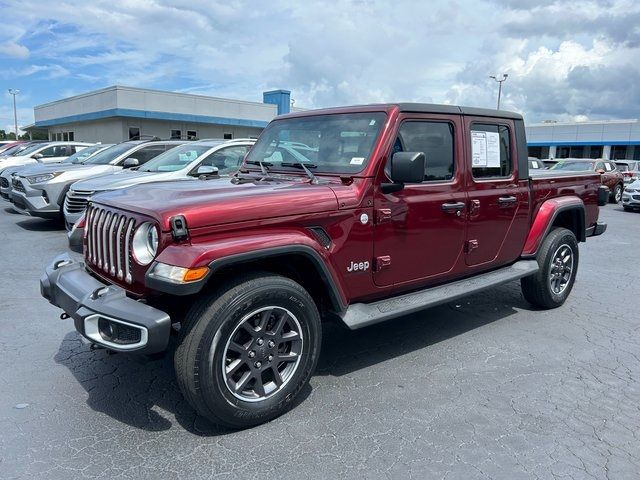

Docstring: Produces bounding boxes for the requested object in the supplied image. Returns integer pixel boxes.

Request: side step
[341,260,539,330]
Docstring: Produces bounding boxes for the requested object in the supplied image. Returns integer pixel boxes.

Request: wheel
[521,227,579,309]
[610,184,623,203]
[174,274,322,429]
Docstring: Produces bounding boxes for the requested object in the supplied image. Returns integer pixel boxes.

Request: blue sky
[1,0,639,133]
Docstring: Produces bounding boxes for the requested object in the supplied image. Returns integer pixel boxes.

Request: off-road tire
[174,274,322,429]
[521,227,579,309]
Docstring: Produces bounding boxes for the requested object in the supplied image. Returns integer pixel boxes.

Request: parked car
[0,141,47,160]
[6,139,184,222]
[615,160,640,184]
[621,179,640,211]
[0,141,93,173]
[65,138,254,249]
[550,158,624,202]
[6,144,113,218]
[42,103,607,429]
[0,141,24,155]
[528,157,544,170]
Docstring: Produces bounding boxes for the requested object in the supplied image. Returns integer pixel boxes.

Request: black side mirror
[381,152,425,193]
[123,157,139,168]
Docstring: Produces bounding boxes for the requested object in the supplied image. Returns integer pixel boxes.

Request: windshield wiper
[245,160,273,175]
[281,161,319,184]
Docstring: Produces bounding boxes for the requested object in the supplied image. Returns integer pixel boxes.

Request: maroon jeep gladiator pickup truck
[41,103,608,428]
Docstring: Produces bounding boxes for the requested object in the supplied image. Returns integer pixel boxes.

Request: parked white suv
[0,141,93,172]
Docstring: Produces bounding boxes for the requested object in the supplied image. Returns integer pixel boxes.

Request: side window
[39,145,68,158]
[394,121,455,181]
[605,162,615,171]
[470,124,512,178]
[129,146,166,165]
[200,146,249,173]
[595,161,605,171]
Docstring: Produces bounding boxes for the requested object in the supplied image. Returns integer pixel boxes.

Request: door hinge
[375,255,391,271]
[465,240,479,253]
[375,208,392,224]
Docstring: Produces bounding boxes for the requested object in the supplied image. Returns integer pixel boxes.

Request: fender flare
[522,198,585,257]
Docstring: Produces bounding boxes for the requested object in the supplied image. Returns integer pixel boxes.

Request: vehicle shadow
[3,207,21,215]
[53,283,532,436]
[15,218,65,232]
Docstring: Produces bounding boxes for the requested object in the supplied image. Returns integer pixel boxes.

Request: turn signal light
[183,266,209,282]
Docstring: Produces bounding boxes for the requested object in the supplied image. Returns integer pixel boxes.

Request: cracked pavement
[1,204,639,479]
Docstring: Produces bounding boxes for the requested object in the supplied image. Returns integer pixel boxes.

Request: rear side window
[394,121,455,181]
[604,162,615,171]
[470,124,511,178]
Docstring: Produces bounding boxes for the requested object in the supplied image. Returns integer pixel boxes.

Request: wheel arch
[522,198,585,257]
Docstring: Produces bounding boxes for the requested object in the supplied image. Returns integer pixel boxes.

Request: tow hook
[60,312,70,320]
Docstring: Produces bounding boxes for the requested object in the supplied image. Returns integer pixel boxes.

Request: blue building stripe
[33,108,270,128]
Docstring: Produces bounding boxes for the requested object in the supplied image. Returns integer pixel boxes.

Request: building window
[556,146,571,159]
[187,130,197,140]
[68,132,74,141]
[171,129,182,139]
[589,146,603,159]
[223,133,233,140]
[129,127,140,140]
[63,132,69,141]
[611,146,627,160]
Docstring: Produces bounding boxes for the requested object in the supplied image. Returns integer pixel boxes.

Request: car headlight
[26,172,61,184]
[131,222,159,265]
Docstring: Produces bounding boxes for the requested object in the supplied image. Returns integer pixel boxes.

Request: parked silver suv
[7,139,184,222]
[65,138,254,250]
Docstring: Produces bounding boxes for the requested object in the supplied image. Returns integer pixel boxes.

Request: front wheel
[521,227,579,309]
[174,274,322,429]
[611,184,623,203]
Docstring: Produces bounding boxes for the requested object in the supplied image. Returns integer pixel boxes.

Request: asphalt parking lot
[0,204,638,479]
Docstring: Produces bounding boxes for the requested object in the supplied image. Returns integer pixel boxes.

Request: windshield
[550,161,595,171]
[0,145,22,156]
[64,144,110,164]
[245,112,387,174]
[14,143,46,156]
[140,144,216,172]
[84,143,136,165]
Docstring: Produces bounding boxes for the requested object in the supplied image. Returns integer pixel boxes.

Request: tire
[521,227,579,309]
[174,274,322,429]
[610,184,623,203]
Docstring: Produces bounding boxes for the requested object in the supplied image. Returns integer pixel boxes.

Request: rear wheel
[611,184,623,203]
[521,228,579,309]
[174,274,322,429]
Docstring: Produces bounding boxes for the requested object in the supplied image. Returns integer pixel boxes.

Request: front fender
[150,228,348,311]
[522,196,585,257]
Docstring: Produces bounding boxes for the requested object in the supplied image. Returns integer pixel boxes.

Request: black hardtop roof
[396,103,523,120]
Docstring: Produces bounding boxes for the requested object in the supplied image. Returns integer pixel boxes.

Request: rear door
[463,118,530,267]
[373,114,467,287]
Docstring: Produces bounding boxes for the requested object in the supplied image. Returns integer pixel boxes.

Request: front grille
[85,205,137,283]
[65,189,94,214]
[12,178,25,193]
[0,177,8,188]
[633,195,640,201]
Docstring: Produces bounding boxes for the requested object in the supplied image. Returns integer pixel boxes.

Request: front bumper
[586,221,607,237]
[9,178,64,219]
[40,253,172,354]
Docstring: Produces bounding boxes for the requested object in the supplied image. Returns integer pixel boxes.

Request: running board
[341,260,539,330]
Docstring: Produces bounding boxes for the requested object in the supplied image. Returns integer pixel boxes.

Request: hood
[94,175,340,231]
[16,162,89,177]
[0,155,37,171]
[73,170,173,192]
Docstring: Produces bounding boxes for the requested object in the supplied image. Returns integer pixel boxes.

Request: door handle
[441,202,466,214]
[498,196,517,206]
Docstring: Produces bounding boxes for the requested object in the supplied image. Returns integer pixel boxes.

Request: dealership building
[25,86,294,143]
[526,119,640,160]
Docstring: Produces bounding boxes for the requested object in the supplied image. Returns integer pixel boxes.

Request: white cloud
[0,42,30,59]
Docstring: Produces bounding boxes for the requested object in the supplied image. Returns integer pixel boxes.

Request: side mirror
[196,165,218,175]
[596,168,605,174]
[32,153,43,160]
[123,157,139,168]
[381,152,425,193]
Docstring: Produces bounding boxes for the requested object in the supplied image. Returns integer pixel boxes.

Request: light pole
[8,89,19,139]
[489,74,508,110]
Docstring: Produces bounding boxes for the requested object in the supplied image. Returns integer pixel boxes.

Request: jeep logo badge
[347,261,370,272]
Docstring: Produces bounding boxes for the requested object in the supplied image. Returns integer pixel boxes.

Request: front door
[373,114,467,287]
[463,118,530,267]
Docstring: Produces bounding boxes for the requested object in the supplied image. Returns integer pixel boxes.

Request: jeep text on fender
[41,103,607,428]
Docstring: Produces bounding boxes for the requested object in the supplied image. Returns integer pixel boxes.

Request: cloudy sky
[0,0,638,133]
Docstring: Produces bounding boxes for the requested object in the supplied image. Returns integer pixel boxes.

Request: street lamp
[8,89,19,139]
[489,74,508,110]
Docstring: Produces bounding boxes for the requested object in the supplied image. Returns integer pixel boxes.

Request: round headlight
[132,222,158,265]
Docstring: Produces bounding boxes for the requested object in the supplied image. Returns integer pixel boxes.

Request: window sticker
[350,157,365,165]
[471,130,501,168]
